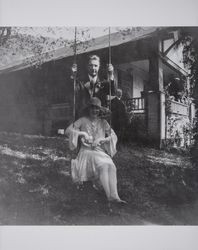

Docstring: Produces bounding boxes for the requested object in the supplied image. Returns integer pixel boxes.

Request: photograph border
[0,0,198,249]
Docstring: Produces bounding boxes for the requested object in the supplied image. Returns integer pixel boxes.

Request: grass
[0,131,198,225]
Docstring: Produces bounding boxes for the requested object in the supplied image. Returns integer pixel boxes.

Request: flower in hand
[81,132,93,145]
[91,138,107,148]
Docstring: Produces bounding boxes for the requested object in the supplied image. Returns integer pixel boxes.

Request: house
[0,27,196,147]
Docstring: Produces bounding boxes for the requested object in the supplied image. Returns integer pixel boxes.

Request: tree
[0,27,11,46]
[0,27,75,68]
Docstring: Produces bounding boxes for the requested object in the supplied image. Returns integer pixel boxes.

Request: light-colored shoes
[108,198,127,205]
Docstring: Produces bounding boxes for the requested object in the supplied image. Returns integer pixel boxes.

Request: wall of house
[167,44,185,69]
[133,73,144,97]
[115,60,149,99]
[115,68,133,98]
[133,68,148,98]
[0,69,45,134]
[0,59,74,135]
[162,35,187,72]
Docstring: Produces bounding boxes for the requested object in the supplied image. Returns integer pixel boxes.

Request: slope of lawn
[0,132,198,225]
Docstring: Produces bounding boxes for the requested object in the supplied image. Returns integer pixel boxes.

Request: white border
[0,0,198,26]
[0,0,198,249]
[0,226,198,250]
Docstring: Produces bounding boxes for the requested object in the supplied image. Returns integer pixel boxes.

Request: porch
[123,94,193,147]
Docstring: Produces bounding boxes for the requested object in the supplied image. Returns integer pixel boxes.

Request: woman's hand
[92,138,108,148]
[80,131,91,141]
[71,63,77,73]
[107,63,114,80]
[99,138,108,144]
[91,139,100,148]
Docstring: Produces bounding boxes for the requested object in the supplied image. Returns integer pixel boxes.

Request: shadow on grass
[1,133,198,225]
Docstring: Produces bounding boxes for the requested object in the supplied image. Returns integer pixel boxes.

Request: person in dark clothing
[71,55,115,118]
[111,89,128,143]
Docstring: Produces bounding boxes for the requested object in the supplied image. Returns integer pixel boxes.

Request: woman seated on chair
[65,97,126,204]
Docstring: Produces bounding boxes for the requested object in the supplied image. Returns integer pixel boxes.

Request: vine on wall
[164,82,193,148]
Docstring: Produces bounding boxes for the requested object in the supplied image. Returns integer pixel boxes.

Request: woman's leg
[108,164,120,200]
[99,163,120,201]
[99,166,111,200]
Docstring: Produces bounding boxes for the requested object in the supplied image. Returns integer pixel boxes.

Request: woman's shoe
[109,198,127,205]
[115,199,127,205]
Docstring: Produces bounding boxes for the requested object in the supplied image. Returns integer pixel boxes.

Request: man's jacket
[75,75,115,118]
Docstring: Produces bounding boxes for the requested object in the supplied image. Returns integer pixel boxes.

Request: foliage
[180,28,198,164]
[164,85,172,117]
[0,27,11,46]
[166,115,193,148]
[165,100,194,148]
[0,27,74,68]
[164,77,193,148]
[182,33,198,98]
[0,27,98,69]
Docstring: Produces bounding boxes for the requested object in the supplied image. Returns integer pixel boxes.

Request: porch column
[147,50,166,147]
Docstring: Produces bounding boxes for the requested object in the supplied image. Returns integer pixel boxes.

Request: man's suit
[111,96,128,141]
[75,75,115,118]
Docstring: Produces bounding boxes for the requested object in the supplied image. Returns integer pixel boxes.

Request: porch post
[147,42,166,147]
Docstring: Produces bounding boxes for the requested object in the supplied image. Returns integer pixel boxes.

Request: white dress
[66,117,118,184]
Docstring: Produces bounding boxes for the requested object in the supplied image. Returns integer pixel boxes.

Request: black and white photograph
[0,25,198,226]
[1,0,198,249]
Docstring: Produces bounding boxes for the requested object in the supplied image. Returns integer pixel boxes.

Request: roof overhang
[0,27,165,75]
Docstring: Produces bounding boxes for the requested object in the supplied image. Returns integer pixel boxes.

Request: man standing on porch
[111,88,129,143]
[71,54,115,119]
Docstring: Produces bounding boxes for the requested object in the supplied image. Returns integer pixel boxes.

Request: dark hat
[82,97,111,118]
[87,97,102,109]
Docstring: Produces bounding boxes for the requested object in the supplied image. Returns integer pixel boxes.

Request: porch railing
[170,100,188,116]
[125,97,145,112]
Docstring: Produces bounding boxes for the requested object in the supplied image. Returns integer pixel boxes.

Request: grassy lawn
[0,131,198,225]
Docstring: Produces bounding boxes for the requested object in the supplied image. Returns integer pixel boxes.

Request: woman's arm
[65,123,89,139]
[65,118,90,150]
[102,119,118,157]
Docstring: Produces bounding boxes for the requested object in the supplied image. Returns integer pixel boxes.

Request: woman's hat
[82,97,111,118]
[87,97,102,109]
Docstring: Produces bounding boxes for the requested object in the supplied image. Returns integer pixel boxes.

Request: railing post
[125,97,145,111]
